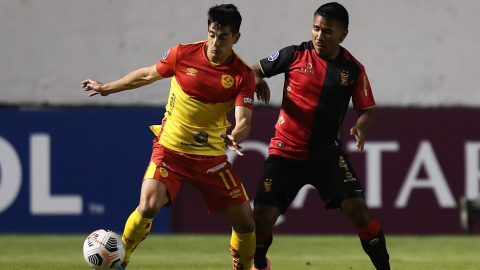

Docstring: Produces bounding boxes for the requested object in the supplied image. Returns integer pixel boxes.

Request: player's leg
[341,197,390,270]
[460,196,480,233]
[313,145,390,270]
[220,202,256,270]
[120,179,170,268]
[119,144,182,269]
[252,155,306,270]
[193,158,256,270]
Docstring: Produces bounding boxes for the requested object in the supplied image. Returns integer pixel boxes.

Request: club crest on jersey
[301,63,314,74]
[222,75,234,89]
[264,179,273,192]
[193,131,209,143]
[162,49,170,60]
[160,167,168,177]
[268,51,279,61]
[340,70,349,85]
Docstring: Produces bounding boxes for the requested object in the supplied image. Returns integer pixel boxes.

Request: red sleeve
[352,71,376,110]
[156,45,179,78]
[234,69,256,110]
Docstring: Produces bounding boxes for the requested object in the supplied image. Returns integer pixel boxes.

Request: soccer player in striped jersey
[251,2,390,270]
[82,4,256,270]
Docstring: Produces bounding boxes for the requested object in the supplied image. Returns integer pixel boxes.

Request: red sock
[356,219,381,240]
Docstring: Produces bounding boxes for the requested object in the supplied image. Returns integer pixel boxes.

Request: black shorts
[254,145,364,213]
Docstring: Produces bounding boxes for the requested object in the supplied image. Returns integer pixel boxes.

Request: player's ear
[233,32,241,44]
[340,29,348,43]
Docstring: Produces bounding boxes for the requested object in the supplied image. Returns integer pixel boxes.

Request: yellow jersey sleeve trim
[234,52,251,68]
[180,40,206,46]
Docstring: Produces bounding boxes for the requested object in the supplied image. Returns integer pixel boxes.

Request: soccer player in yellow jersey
[81,4,256,270]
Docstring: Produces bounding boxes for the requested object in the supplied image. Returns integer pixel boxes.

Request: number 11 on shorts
[219,169,237,189]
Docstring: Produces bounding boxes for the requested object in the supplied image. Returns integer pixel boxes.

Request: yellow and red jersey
[152,41,255,156]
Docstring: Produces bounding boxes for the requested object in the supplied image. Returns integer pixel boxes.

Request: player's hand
[220,133,244,156]
[255,78,270,105]
[81,79,108,97]
[350,126,365,152]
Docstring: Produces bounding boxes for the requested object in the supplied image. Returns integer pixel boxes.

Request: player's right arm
[82,64,163,97]
[251,62,270,105]
[252,46,297,105]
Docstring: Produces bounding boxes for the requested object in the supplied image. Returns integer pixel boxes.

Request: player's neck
[205,46,232,65]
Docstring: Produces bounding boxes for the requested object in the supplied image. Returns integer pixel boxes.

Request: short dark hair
[207,4,242,35]
[315,2,349,29]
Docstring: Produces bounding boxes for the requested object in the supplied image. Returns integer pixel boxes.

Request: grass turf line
[0,234,479,270]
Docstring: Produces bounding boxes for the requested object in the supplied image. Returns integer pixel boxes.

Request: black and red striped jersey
[259,41,375,160]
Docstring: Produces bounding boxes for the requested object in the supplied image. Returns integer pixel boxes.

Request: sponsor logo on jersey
[192,131,209,143]
[243,97,253,104]
[264,179,273,192]
[162,49,170,60]
[162,162,175,171]
[207,162,227,173]
[301,63,314,74]
[187,68,197,76]
[340,70,349,85]
[275,142,285,147]
[181,142,212,148]
[222,75,234,89]
[268,51,279,61]
[160,167,168,177]
[363,76,368,96]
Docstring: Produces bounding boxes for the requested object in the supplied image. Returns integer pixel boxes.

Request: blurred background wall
[1,0,479,234]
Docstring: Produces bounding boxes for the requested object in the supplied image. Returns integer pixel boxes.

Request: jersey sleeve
[352,70,376,110]
[235,69,256,110]
[258,45,297,78]
[156,44,179,78]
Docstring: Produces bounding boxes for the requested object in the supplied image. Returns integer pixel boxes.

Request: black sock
[254,233,273,269]
[360,230,390,270]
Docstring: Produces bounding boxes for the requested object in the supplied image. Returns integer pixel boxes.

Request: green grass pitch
[0,234,479,270]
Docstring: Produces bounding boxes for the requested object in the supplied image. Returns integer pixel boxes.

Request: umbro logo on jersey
[301,63,314,74]
[222,75,234,89]
[268,51,279,61]
[187,68,197,76]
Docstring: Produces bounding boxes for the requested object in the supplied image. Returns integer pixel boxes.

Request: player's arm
[350,108,374,152]
[220,106,252,156]
[251,62,271,105]
[82,64,163,97]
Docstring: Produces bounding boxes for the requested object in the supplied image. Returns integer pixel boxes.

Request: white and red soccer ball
[83,229,125,270]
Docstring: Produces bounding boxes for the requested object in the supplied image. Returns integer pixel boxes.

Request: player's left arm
[220,106,252,156]
[350,69,376,152]
[350,108,374,152]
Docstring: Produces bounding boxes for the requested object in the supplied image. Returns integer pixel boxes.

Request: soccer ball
[83,229,125,270]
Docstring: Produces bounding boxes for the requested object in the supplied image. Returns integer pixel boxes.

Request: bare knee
[341,197,372,228]
[138,179,170,219]
[253,205,280,235]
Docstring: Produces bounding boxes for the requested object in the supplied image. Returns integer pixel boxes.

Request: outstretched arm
[350,108,375,152]
[81,64,163,97]
[220,106,252,156]
[251,62,270,105]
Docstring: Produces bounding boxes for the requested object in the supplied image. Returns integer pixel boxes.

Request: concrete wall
[1,0,479,107]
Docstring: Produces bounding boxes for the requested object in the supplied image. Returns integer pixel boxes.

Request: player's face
[206,23,240,64]
[311,14,348,59]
